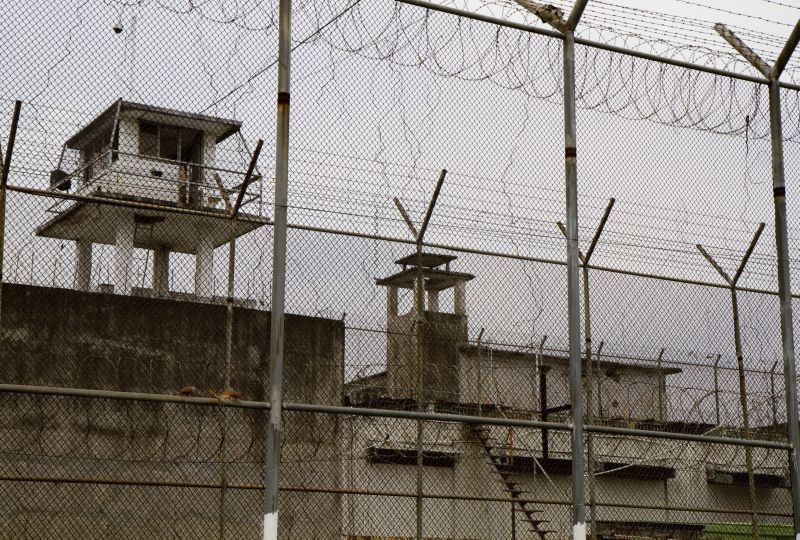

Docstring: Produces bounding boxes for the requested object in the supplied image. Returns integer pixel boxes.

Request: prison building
[343,252,792,540]
[2,149,794,538]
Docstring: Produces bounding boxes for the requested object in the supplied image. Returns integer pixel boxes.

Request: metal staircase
[471,424,552,539]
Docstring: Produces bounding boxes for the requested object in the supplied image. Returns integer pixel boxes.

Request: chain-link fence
[3,0,800,538]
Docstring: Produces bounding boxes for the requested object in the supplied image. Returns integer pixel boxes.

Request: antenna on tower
[126,14,138,98]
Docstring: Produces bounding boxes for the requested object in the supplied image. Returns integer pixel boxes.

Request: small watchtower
[376,252,474,401]
[36,100,263,298]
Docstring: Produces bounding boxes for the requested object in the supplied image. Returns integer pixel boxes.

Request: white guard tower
[36,100,263,298]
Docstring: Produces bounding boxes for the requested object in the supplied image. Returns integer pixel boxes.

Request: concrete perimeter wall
[0,283,344,539]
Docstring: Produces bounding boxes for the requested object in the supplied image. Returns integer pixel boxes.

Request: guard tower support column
[426,290,439,312]
[454,280,466,316]
[195,237,214,297]
[388,286,399,317]
[153,245,169,295]
[113,215,135,295]
[74,240,92,291]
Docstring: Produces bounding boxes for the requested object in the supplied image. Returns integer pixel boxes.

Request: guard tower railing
[46,148,263,215]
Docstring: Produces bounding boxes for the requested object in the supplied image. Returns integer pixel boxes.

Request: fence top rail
[0,383,791,450]
[6,184,270,225]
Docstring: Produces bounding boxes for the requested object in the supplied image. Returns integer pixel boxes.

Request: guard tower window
[139,122,159,156]
[138,121,202,164]
[160,126,178,160]
[83,127,119,182]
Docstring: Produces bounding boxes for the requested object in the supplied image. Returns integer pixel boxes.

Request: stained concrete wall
[343,417,792,539]
[349,335,791,538]
[458,348,668,421]
[0,283,344,539]
[342,415,513,540]
[386,310,467,401]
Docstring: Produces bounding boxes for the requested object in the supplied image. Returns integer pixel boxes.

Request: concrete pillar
[202,132,216,189]
[387,286,398,317]
[426,290,439,312]
[152,246,170,295]
[454,280,466,315]
[195,237,214,297]
[113,216,135,295]
[73,240,92,291]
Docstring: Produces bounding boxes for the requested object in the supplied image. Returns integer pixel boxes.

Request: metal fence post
[563,26,586,540]
[558,197,614,540]
[714,20,800,534]
[507,3,590,537]
[768,76,800,537]
[697,222,765,539]
[392,170,446,540]
[717,17,800,533]
[414,244,424,540]
[656,348,666,422]
[770,360,779,427]
[711,354,721,426]
[264,0,292,535]
[0,100,22,328]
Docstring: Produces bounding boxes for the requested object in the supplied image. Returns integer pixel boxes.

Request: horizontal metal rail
[0,384,791,449]
[7,183,799,299]
[282,487,792,517]
[113,150,255,178]
[396,0,800,92]
[286,222,800,299]
[585,422,788,449]
[0,476,789,517]
[344,326,787,376]
[69,149,256,180]
[7,184,269,225]
[0,383,269,408]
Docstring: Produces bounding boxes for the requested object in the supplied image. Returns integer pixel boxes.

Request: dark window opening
[139,122,159,157]
[706,468,790,489]
[366,446,457,468]
[138,121,203,165]
[497,457,675,480]
[159,126,178,160]
[598,462,676,481]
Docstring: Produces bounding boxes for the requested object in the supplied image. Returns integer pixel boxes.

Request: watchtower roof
[376,268,474,291]
[395,252,457,269]
[66,100,242,150]
[377,251,473,291]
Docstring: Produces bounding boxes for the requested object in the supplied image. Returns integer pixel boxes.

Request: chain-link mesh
[2,0,800,538]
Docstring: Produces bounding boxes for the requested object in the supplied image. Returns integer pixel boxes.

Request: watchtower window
[139,122,159,156]
[160,127,178,160]
[138,121,202,164]
[82,127,118,182]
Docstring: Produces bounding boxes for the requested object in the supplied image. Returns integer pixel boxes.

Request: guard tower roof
[66,100,242,150]
[377,251,473,291]
[376,268,474,291]
[395,252,457,269]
